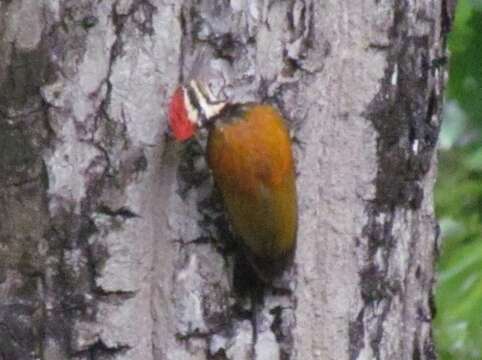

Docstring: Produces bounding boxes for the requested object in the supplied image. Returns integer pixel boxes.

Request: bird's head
[168,80,227,141]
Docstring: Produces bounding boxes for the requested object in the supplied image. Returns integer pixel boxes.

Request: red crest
[168,87,196,141]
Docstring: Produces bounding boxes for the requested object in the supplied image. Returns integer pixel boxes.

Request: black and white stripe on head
[183,80,227,127]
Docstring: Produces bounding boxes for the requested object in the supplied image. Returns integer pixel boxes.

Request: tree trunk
[0,1,455,359]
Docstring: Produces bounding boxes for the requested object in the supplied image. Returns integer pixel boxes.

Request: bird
[168,79,298,282]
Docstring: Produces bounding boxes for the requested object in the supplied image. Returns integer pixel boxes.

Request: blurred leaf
[435,238,482,360]
[465,147,482,170]
[435,148,482,359]
[447,3,482,130]
[440,101,468,149]
[439,218,465,240]
[449,0,475,51]
[471,0,482,11]
[436,2,482,360]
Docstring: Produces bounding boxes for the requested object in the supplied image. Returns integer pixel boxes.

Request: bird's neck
[210,103,251,128]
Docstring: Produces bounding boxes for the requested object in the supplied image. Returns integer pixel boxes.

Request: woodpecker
[168,80,298,281]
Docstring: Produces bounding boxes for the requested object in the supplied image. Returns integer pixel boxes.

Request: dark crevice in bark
[0,47,52,112]
[130,0,157,36]
[0,305,40,360]
[284,1,320,75]
[96,205,140,219]
[441,0,457,46]
[413,334,422,360]
[50,213,98,355]
[75,340,131,359]
[348,308,365,360]
[424,335,438,360]
[367,2,443,211]
[0,5,62,359]
[359,207,399,360]
[95,2,125,134]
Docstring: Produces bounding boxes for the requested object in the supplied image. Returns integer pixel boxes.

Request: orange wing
[207,105,297,261]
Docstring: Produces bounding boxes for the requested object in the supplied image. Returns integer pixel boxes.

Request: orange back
[207,104,297,260]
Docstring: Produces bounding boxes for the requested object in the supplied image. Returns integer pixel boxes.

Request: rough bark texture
[0,1,454,359]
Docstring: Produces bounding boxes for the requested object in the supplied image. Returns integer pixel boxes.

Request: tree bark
[0,1,454,359]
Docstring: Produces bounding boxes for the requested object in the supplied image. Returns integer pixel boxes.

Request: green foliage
[447,0,482,131]
[435,1,482,359]
[435,145,482,360]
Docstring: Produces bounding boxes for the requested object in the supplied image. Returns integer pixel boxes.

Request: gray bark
[0,0,454,359]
